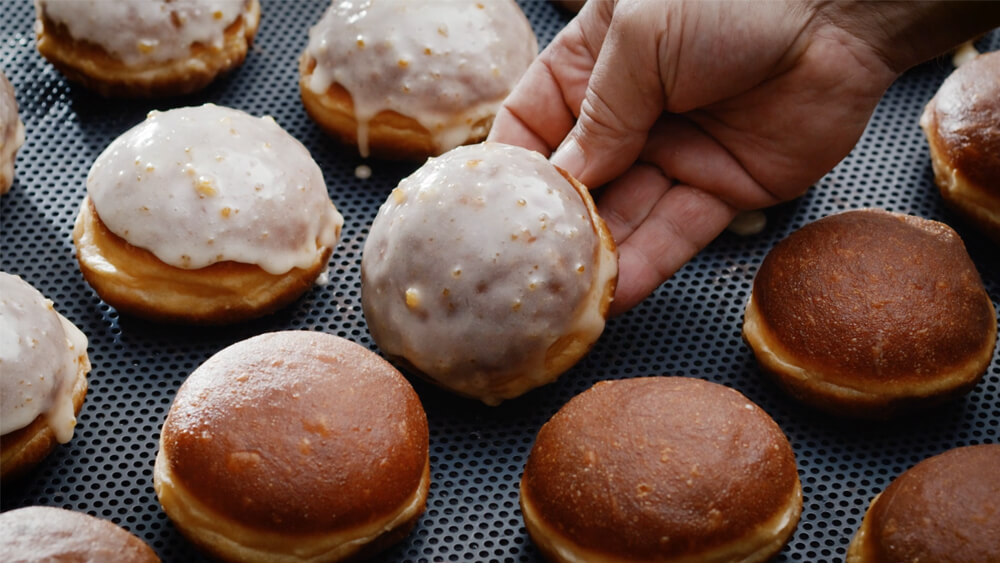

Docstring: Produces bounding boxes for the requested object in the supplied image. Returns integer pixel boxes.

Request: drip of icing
[952,40,980,67]
[0,273,87,443]
[303,0,536,156]
[362,143,605,399]
[37,0,249,65]
[354,164,372,180]
[87,104,344,274]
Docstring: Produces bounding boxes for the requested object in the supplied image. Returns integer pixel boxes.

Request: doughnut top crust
[923,51,1000,192]
[159,331,429,534]
[87,104,343,274]
[0,71,25,194]
[303,0,536,156]
[0,272,88,443]
[0,506,160,562]
[361,142,612,402]
[522,377,800,559]
[752,209,994,384]
[36,0,251,65]
[866,444,1000,563]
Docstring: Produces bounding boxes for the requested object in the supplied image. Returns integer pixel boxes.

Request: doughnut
[154,331,429,562]
[552,0,587,14]
[0,506,160,562]
[72,104,343,324]
[34,0,260,98]
[920,50,1000,244]
[0,272,90,480]
[361,142,618,405]
[299,0,537,159]
[847,444,1000,562]
[0,71,24,195]
[520,377,802,562]
[743,208,996,418]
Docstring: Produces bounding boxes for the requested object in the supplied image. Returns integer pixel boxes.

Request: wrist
[815,1,1000,73]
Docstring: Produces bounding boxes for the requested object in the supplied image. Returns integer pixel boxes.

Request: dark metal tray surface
[1,2,997,561]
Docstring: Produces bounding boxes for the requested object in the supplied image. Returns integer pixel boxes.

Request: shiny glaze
[87,104,343,274]
[362,143,609,402]
[303,0,536,156]
[0,273,87,443]
[36,0,250,64]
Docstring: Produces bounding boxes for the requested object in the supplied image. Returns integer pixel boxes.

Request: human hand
[489,0,998,315]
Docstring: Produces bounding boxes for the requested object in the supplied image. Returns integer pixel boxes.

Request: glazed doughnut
[0,71,24,195]
[920,50,1000,244]
[154,331,429,562]
[361,142,618,405]
[743,209,996,418]
[35,0,260,98]
[0,272,90,480]
[72,104,343,324]
[520,377,802,563]
[299,0,536,159]
[847,444,1000,563]
[0,506,160,562]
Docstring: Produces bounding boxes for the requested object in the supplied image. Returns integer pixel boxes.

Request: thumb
[551,0,666,189]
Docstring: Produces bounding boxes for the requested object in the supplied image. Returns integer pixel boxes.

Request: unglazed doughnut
[743,209,996,418]
[552,0,587,14]
[361,142,618,405]
[0,272,90,480]
[154,331,429,562]
[0,506,161,562]
[920,50,1000,244]
[299,0,536,159]
[72,104,343,324]
[0,71,24,195]
[520,377,802,563]
[847,444,1000,563]
[34,0,260,98]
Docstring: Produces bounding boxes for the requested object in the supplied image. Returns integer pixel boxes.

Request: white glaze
[0,273,88,443]
[36,0,250,65]
[303,0,537,156]
[87,104,343,274]
[0,72,24,195]
[362,143,611,402]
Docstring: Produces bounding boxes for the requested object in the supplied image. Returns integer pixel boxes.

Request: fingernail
[551,136,586,178]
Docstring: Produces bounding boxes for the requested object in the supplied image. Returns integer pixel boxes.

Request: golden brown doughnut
[297,60,466,161]
[520,377,802,562]
[0,506,160,562]
[35,0,260,98]
[552,0,587,14]
[0,272,90,481]
[73,198,333,325]
[0,71,24,195]
[72,104,343,324]
[154,331,429,562]
[362,142,618,405]
[743,208,996,418]
[921,50,1000,244]
[298,0,536,159]
[847,444,1000,563]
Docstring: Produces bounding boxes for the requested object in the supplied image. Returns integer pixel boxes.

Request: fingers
[487,56,577,155]
[597,163,737,316]
[640,114,785,209]
[487,1,613,156]
[551,0,667,189]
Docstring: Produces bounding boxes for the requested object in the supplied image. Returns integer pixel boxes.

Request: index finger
[488,3,611,157]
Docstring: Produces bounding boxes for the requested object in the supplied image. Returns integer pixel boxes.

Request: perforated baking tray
[1,2,997,561]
